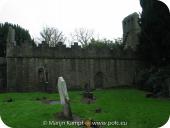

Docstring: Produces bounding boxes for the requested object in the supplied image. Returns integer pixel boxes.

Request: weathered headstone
[83,82,93,99]
[57,77,72,120]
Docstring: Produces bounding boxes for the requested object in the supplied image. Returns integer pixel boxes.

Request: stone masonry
[2,12,143,92]
[122,12,141,51]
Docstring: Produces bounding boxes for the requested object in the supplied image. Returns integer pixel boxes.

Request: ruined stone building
[123,12,141,51]
[0,12,142,92]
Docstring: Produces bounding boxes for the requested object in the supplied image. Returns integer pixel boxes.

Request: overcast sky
[0,0,170,42]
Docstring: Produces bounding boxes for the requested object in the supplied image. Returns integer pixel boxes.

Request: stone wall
[0,57,7,91]
[6,41,142,91]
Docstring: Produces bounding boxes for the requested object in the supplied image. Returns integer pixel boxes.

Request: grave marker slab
[57,77,72,120]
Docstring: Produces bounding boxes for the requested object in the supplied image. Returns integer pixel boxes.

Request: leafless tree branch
[71,28,94,47]
[40,26,66,47]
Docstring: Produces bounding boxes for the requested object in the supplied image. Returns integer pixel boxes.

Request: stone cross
[57,77,72,120]
[83,82,94,100]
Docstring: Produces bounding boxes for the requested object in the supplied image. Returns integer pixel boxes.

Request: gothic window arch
[38,67,48,83]
[94,72,104,88]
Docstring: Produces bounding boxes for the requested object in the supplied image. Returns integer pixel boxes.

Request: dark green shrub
[136,66,170,97]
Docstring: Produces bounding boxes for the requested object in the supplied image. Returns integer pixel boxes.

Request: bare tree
[71,28,94,47]
[40,26,66,47]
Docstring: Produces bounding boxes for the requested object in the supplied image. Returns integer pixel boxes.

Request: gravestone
[82,82,95,104]
[57,77,72,120]
[83,82,94,99]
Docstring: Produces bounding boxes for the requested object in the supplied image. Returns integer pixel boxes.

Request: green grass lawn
[0,88,170,128]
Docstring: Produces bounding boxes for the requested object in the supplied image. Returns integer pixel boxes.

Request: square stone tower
[122,12,141,51]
